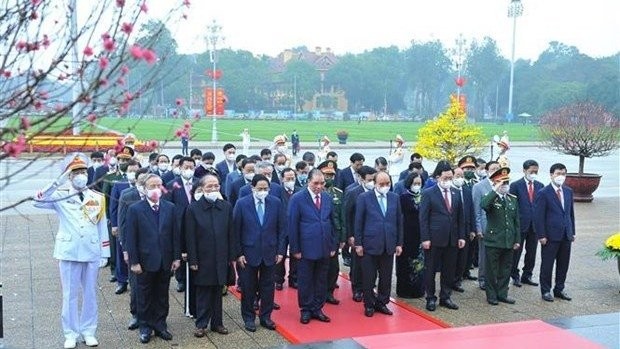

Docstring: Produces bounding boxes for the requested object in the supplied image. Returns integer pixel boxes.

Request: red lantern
[455,76,465,87]
[206,69,222,80]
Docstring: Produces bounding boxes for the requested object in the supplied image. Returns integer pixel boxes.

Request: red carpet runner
[230,273,448,344]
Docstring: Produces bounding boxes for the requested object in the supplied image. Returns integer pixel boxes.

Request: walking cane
[184,264,191,317]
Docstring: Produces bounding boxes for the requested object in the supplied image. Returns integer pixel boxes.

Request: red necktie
[314,194,321,209]
[443,189,452,213]
[528,181,534,203]
[556,188,563,208]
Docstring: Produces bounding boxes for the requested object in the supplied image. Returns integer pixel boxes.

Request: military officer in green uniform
[480,167,521,305]
[101,145,135,281]
[459,155,479,189]
[318,160,346,305]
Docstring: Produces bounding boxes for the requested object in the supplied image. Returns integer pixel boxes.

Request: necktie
[379,194,387,216]
[443,189,452,213]
[528,181,534,203]
[314,194,321,209]
[78,192,84,202]
[556,188,563,209]
[257,200,264,225]
[153,204,159,212]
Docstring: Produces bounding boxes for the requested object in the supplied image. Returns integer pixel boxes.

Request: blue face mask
[298,174,308,182]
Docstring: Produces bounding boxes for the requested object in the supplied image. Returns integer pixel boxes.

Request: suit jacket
[337,166,356,191]
[185,198,235,286]
[228,176,250,208]
[354,190,403,255]
[110,180,131,228]
[117,186,142,247]
[239,182,283,202]
[279,186,300,209]
[344,184,365,239]
[233,195,286,267]
[510,177,544,233]
[419,185,464,247]
[93,165,110,192]
[456,185,476,234]
[224,170,242,199]
[160,170,176,186]
[125,199,180,272]
[534,184,575,242]
[288,189,337,260]
[472,179,493,234]
[87,166,97,186]
[215,160,233,189]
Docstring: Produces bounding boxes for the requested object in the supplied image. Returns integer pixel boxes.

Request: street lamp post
[507,0,523,121]
[206,20,223,143]
[453,33,467,100]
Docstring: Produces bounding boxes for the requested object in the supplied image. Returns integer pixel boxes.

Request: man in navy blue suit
[274,168,301,290]
[337,152,365,191]
[238,161,283,200]
[289,169,337,324]
[419,161,465,312]
[228,158,256,208]
[234,174,286,332]
[534,163,575,302]
[354,171,403,317]
[451,165,476,292]
[215,143,237,196]
[87,151,104,186]
[125,174,181,344]
[509,159,544,287]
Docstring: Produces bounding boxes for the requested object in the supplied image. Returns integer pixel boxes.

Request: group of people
[35,137,576,348]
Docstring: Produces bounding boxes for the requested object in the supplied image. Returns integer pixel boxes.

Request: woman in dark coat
[185,173,235,337]
[396,172,425,298]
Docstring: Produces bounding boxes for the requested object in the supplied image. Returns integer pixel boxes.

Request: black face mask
[464,171,476,180]
[119,163,129,173]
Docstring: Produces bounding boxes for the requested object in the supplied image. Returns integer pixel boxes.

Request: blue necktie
[257,200,264,225]
[379,194,387,216]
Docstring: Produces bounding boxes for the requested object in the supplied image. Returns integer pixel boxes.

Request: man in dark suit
[419,161,465,311]
[289,169,337,324]
[398,153,429,182]
[92,149,116,192]
[354,171,403,317]
[234,175,286,332]
[87,151,104,186]
[294,161,310,187]
[534,163,575,302]
[125,174,181,344]
[451,166,476,292]
[238,161,283,200]
[194,152,216,179]
[161,154,182,185]
[275,168,300,289]
[509,159,544,287]
[337,152,365,191]
[228,158,256,208]
[344,165,377,302]
[215,143,237,195]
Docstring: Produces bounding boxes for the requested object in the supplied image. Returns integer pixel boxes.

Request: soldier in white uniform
[34,154,110,349]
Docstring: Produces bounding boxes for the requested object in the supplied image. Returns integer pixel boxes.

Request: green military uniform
[318,160,346,303]
[459,155,479,189]
[480,167,520,304]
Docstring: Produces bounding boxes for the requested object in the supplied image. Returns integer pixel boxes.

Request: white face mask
[525,173,537,182]
[364,181,375,191]
[452,177,465,188]
[439,180,453,189]
[411,185,421,193]
[275,165,286,172]
[126,172,136,182]
[158,163,169,171]
[193,192,203,201]
[204,191,219,202]
[283,180,295,191]
[244,173,255,181]
[147,188,162,202]
[254,190,269,201]
[477,170,487,178]
[276,146,287,153]
[72,174,88,190]
[91,162,102,169]
[151,165,159,172]
[202,163,213,169]
[553,175,566,186]
[499,184,510,195]
[306,165,314,172]
[376,186,390,195]
[136,185,145,195]
[109,158,118,166]
[172,167,181,176]
[181,169,194,180]
[226,153,236,162]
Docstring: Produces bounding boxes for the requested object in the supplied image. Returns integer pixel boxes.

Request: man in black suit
[509,159,544,287]
[419,161,465,311]
[275,168,300,289]
[294,161,310,187]
[337,152,365,191]
[398,153,429,182]
[125,174,181,343]
[227,158,256,208]
[194,152,216,179]
[534,163,575,302]
[451,166,476,292]
[344,165,377,302]
[215,143,238,195]
[87,151,104,187]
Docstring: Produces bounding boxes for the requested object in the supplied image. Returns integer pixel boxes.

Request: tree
[539,102,619,175]
[415,96,486,164]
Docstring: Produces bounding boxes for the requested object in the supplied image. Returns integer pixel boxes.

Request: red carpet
[229,273,447,344]
[353,320,605,349]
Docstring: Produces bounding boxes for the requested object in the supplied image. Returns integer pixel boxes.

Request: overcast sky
[151,0,619,61]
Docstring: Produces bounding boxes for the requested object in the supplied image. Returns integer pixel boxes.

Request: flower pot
[564,173,602,203]
[337,136,347,144]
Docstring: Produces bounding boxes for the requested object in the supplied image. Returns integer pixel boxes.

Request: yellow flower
[605,232,620,251]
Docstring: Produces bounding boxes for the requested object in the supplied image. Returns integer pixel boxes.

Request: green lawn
[18,116,542,142]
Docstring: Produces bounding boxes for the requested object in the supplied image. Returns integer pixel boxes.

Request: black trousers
[327,253,340,293]
[107,221,116,274]
[129,271,137,315]
[175,260,186,284]
[350,254,363,294]
[511,225,538,280]
[240,262,275,324]
[424,245,457,301]
[454,238,471,285]
[274,254,298,285]
[540,240,572,295]
[195,285,223,329]
[136,268,171,333]
[296,257,329,315]
[361,253,394,308]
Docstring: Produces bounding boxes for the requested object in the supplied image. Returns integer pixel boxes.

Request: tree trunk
[578,155,585,176]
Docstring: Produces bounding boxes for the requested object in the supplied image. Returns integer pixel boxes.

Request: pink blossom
[116,0,125,7]
[175,98,184,106]
[142,49,157,64]
[33,100,43,110]
[30,11,38,20]
[193,112,200,119]
[172,110,178,117]
[54,103,65,112]
[101,32,111,40]
[121,65,129,75]
[116,77,126,86]
[2,139,26,158]
[38,90,49,99]
[124,92,133,101]
[83,46,93,56]
[20,116,31,130]
[183,0,190,7]
[99,57,109,69]
[31,0,42,5]
[175,129,183,137]
[103,38,115,52]
[121,22,133,35]
[42,34,50,48]
[16,40,26,51]
[99,78,108,86]
[183,121,191,129]
[140,2,148,13]
[129,45,143,59]
[147,140,158,149]
[82,95,92,104]
[2,70,11,78]
[87,113,97,122]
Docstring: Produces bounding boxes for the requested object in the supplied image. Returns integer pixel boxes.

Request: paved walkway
[1,194,618,348]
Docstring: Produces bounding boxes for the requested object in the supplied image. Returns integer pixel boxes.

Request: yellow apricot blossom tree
[414,96,486,165]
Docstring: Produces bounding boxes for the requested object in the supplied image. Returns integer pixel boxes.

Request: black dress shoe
[498,297,516,304]
[512,278,522,287]
[352,292,363,302]
[127,316,139,330]
[439,298,459,310]
[326,294,340,305]
[426,299,437,311]
[115,283,128,295]
[479,282,486,291]
[260,319,277,330]
[452,285,465,293]
[522,277,539,286]
[375,304,393,315]
[554,290,572,301]
[300,313,311,324]
[465,274,478,281]
[273,302,281,310]
[311,311,331,322]
[487,299,499,305]
[244,322,256,332]
[542,292,554,302]
[109,275,117,283]
[275,283,283,291]
[155,329,173,341]
[364,307,375,317]
[213,326,229,335]
[176,282,185,293]
[139,332,150,344]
